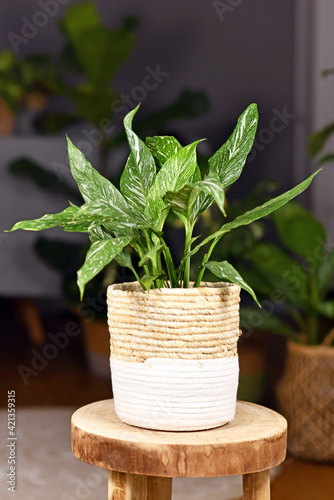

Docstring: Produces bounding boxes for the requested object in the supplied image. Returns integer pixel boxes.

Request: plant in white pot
[8,103,319,431]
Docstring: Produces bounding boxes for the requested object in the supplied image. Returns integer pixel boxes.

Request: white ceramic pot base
[110,357,239,431]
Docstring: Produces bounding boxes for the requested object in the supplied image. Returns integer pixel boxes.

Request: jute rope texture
[277,341,334,462]
[107,282,241,363]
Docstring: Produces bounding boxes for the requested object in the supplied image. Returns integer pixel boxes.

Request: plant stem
[142,228,152,251]
[130,265,141,283]
[142,229,164,288]
[131,240,150,279]
[159,237,178,287]
[183,221,194,288]
[194,234,223,287]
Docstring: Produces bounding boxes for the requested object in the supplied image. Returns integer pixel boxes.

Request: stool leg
[243,469,270,500]
[147,476,172,499]
[108,470,172,500]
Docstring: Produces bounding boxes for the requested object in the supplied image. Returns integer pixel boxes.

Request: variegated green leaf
[77,200,151,229]
[204,260,260,306]
[89,227,133,270]
[8,205,98,233]
[188,170,320,259]
[67,137,128,209]
[77,236,131,298]
[192,192,214,220]
[89,226,112,243]
[191,172,226,215]
[115,250,132,269]
[191,164,202,182]
[164,172,225,223]
[146,136,182,168]
[191,160,212,220]
[221,171,320,233]
[146,140,203,225]
[120,105,156,212]
[208,103,258,187]
[164,185,196,224]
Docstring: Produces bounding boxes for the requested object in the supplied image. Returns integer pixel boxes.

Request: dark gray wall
[0,0,296,193]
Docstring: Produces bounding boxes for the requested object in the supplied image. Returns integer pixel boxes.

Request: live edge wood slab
[71,399,287,500]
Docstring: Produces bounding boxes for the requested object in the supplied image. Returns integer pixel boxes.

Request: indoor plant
[0,49,55,134]
[8,103,319,431]
[240,201,334,461]
[308,67,334,165]
[6,0,210,375]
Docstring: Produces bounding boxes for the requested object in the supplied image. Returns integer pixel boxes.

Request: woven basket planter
[277,340,334,462]
[107,281,241,431]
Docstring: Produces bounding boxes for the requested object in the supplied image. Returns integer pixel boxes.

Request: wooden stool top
[71,399,287,478]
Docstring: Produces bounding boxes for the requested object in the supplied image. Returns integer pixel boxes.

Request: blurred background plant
[0,49,56,133]
[5,1,211,376]
[8,0,210,310]
[240,201,334,346]
[238,68,334,348]
[308,67,334,166]
[1,3,210,145]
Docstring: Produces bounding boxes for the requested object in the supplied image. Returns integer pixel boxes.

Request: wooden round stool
[71,399,287,499]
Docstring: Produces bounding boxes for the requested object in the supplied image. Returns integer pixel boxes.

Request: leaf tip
[66,135,76,153]
[77,270,85,301]
[123,103,141,128]
[78,280,85,301]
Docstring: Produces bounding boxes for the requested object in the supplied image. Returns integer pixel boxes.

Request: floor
[1,297,334,499]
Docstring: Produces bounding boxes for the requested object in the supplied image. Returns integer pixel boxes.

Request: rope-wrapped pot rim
[107,281,241,363]
[107,281,241,296]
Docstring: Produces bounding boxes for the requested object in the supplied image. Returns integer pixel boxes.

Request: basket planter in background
[81,319,110,378]
[107,282,241,431]
[0,99,15,134]
[277,341,334,462]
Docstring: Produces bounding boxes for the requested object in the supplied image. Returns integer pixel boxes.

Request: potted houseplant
[8,103,319,431]
[0,49,55,134]
[240,201,334,461]
[6,0,210,375]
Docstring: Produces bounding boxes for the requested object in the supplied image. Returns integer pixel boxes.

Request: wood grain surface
[108,472,172,500]
[243,470,270,499]
[71,399,287,478]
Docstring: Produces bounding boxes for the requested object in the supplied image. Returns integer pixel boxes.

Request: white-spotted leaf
[77,236,132,298]
[208,103,258,187]
[204,260,260,305]
[120,105,156,212]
